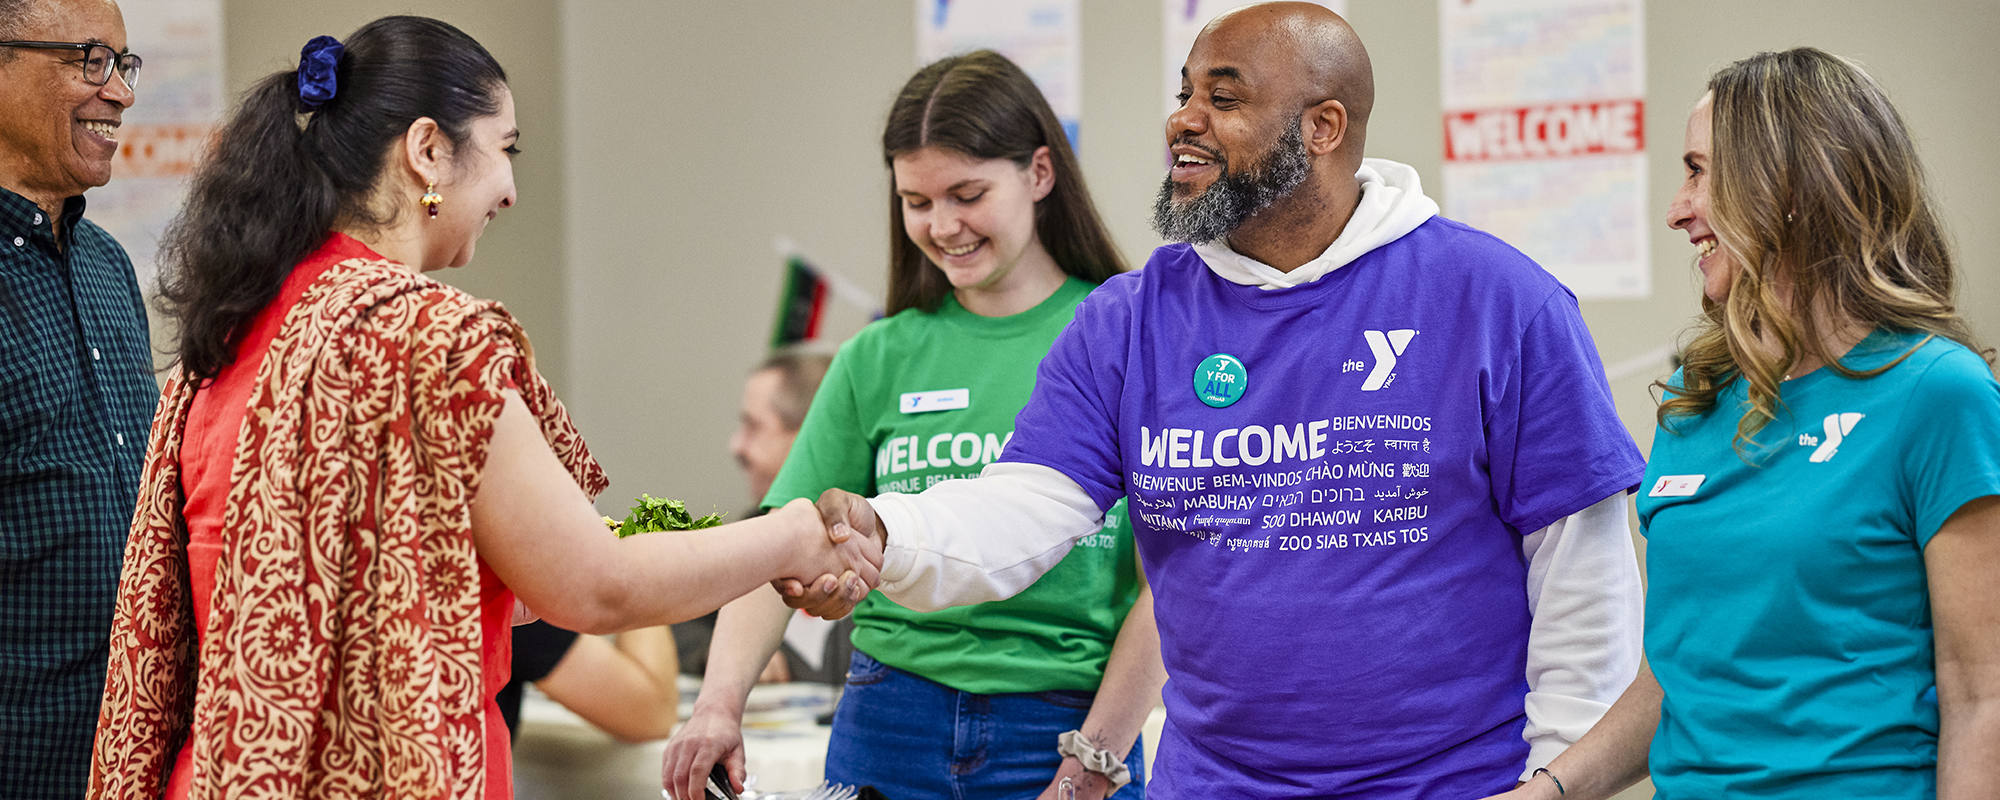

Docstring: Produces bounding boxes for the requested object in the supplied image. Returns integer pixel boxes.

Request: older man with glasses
[0,0,157,796]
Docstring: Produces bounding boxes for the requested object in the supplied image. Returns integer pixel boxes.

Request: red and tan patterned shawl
[89,258,607,799]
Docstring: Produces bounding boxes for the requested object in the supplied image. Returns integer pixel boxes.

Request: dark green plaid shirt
[0,186,157,799]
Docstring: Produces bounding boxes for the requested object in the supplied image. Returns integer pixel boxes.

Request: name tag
[900,389,969,414]
[1648,474,1706,498]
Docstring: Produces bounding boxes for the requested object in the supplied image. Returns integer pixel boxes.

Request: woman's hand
[1035,758,1110,800]
[770,497,881,611]
[661,704,747,800]
[775,489,886,618]
[771,491,883,619]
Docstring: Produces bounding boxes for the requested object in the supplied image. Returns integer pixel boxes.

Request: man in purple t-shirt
[796,4,1646,798]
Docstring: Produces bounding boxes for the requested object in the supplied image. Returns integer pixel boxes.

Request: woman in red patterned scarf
[87,16,879,800]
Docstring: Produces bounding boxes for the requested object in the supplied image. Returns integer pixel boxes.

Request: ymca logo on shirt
[1797,412,1864,462]
[1346,329,1417,391]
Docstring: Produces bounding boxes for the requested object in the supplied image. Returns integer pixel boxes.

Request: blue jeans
[826,651,1147,800]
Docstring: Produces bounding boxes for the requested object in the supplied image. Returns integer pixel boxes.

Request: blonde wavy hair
[1657,47,1988,454]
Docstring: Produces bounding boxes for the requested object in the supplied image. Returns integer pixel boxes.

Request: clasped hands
[771,488,886,619]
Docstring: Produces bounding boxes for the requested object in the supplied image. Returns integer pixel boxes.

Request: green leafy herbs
[613,494,724,538]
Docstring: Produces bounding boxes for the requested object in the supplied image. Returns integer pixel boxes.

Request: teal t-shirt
[764,278,1139,695]
[1637,329,2000,799]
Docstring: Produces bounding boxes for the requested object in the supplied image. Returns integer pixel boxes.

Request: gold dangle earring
[420,182,444,219]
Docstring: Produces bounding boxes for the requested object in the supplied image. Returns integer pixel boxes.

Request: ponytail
[158,16,506,380]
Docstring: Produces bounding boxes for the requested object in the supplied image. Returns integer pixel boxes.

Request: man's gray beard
[1151,119,1311,244]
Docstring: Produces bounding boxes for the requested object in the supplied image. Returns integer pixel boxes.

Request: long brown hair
[1657,47,1987,452]
[881,50,1125,315]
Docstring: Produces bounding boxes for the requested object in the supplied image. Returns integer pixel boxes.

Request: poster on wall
[86,0,224,290]
[1164,0,1346,119]
[1440,0,1648,299]
[917,0,1081,151]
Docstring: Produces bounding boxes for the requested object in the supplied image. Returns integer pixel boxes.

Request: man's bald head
[1201,2,1374,149]
[1157,2,1379,261]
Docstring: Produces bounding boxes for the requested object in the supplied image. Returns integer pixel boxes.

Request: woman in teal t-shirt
[1477,49,2000,800]
[664,51,1164,800]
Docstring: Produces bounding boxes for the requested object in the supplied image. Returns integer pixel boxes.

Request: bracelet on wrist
[1532,767,1567,796]
[1056,730,1131,795]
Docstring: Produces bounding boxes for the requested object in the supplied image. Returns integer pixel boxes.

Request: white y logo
[1808,413,1864,462]
[1361,329,1418,391]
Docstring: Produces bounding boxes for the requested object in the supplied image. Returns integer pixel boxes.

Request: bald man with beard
[800,4,1646,797]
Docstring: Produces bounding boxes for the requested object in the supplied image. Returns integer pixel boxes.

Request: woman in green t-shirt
[664,51,1165,800]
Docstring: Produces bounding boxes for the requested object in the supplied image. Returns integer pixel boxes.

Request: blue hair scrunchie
[297,35,343,111]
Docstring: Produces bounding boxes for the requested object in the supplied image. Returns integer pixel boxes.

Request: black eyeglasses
[0,41,142,90]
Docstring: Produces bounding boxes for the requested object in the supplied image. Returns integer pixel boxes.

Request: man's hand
[765,497,882,617]
[1036,757,1110,800]
[773,489,887,619]
[661,706,746,800]
[816,487,886,549]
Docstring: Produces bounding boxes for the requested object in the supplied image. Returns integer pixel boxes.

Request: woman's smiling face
[1668,93,1735,303]
[891,145,1053,295]
[424,86,519,270]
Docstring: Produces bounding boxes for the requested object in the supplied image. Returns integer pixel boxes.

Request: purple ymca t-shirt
[1004,218,1644,798]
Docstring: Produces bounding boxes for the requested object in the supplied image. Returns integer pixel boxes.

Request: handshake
[768,488,887,619]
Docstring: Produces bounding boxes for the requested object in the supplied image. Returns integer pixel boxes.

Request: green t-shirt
[764,278,1138,694]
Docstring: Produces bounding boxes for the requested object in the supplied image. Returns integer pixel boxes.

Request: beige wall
[219,0,570,390]
[560,1,915,516]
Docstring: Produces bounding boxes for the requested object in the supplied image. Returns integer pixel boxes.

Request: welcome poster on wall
[1440,0,1649,299]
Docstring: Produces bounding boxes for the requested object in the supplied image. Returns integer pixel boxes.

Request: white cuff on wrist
[1057,730,1131,794]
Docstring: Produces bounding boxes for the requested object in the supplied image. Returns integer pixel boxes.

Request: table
[515,678,838,800]
[515,677,1170,800]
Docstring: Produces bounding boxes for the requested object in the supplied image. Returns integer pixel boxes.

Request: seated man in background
[677,352,852,685]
